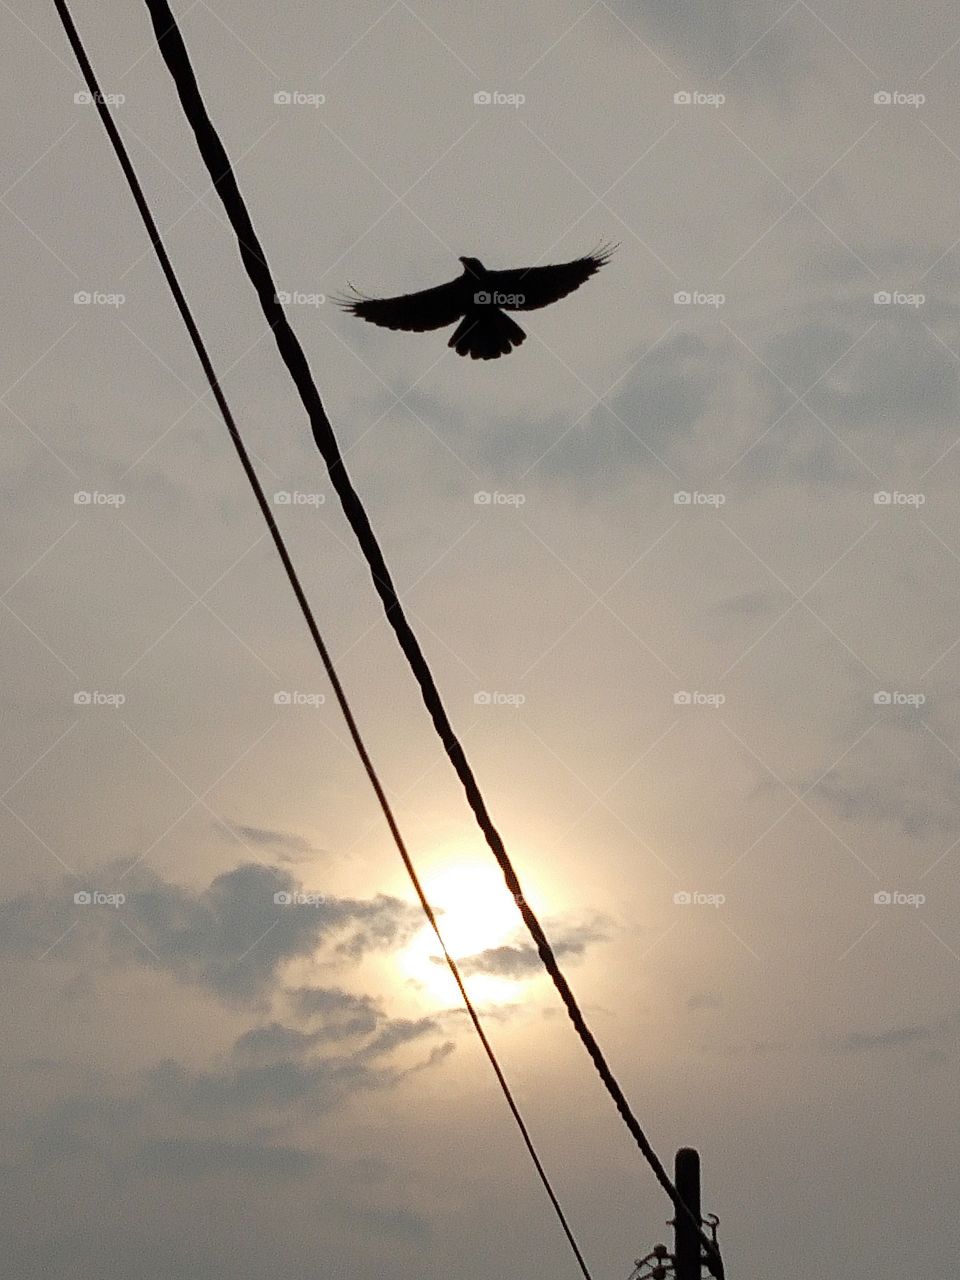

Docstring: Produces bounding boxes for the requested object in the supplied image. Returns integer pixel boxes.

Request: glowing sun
[400,860,540,1005]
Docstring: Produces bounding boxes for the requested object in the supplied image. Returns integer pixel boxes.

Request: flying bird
[337,246,615,360]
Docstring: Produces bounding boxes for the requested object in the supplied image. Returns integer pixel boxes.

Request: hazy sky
[4,2,960,1277]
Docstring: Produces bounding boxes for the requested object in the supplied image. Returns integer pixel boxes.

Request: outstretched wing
[337,276,466,332]
[484,245,616,312]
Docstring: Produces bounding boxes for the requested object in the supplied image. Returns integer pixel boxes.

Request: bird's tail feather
[449,309,527,360]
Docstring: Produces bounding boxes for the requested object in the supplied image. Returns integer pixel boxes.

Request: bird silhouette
[338,246,615,360]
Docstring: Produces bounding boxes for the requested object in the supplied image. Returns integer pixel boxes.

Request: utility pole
[629,1147,721,1280]
[673,1147,703,1280]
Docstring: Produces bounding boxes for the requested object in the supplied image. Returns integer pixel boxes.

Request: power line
[50,3,593,1276]
[60,0,723,1272]
[135,4,724,1274]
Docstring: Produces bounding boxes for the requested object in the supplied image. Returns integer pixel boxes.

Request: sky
[3,1,960,1277]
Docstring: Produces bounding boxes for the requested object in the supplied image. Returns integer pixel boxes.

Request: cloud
[132,1137,322,1182]
[604,0,805,88]
[449,921,610,980]
[406,332,718,490]
[151,1035,446,1116]
[766,319,959,434]
[220,823,316,863]
[344,1205,432,1244]
[0,862,422,1003]
[232,1013,438,1065]
[809,762,960,839]
[286,985,381,1035]
[153,1011,448,1117]
[829,1026,936,1054]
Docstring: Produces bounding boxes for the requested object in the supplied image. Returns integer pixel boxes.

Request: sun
[399,859,540,1005]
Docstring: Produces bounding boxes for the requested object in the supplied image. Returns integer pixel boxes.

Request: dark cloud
[152,1007,447,1117]
[132,1137,322,1182]
[830,1026,936,1054]
[604,0,802,84]
[760,315,960,436]
[809,766,959,839]
[448,921,609,980]
[221,823,316,862]
[404,332,718,489]
[286,985,381,1035]
[0,862,422,1002]
[344,1205,432,1244]
[151,1031,446,1116]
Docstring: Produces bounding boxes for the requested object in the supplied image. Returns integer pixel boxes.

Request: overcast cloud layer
[4,2,960,1278]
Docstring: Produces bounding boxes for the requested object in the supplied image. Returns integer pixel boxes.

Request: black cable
[50,4,594,1276]
[60,1,723,1273]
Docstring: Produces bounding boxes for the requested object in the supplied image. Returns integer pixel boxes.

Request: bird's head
[458,256,485,276]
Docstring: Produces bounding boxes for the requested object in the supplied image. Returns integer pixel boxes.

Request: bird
[337,246,616,360]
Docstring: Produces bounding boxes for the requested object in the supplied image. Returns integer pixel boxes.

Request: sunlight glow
[400,859,543,1005]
